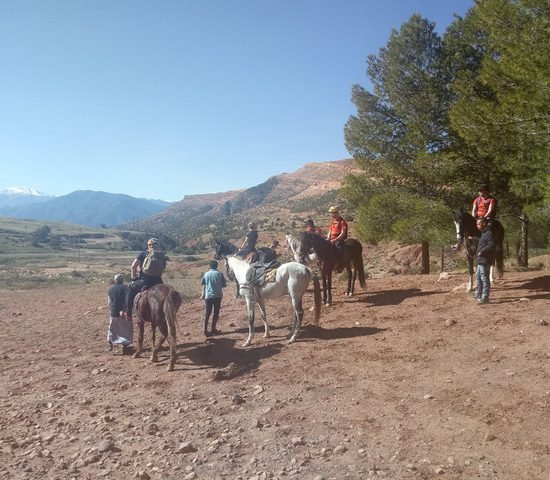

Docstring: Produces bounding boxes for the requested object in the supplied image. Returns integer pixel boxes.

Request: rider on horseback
[327,206,348,271]
[124,238,166,321]
[305,219,323,236]
[472,184,497,221]
[236,222,258,258]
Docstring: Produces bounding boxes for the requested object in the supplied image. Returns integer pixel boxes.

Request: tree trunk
[421,241,430,274]
[517,213,529,267]
[440,246,445,272]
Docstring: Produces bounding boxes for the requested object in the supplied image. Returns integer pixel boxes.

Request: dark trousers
[204,297,222,334]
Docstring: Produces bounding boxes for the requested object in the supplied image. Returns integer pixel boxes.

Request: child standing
[200,260,227,337]
[475,218,496,304]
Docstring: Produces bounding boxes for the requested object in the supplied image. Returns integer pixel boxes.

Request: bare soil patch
[1,268,549,479]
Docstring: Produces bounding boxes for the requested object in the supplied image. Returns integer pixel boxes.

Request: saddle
[246,259,280,287]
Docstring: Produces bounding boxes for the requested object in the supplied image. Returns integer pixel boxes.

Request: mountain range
[1,159,357,233]
[0,190,171,227]
[137,159,359,242]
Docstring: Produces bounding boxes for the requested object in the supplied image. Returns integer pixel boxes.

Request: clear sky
[0,0,473,202]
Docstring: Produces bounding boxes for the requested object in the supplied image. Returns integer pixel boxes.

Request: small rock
[519,297,530,302]
[423,394,434,400]
[538,319,548,326]
[435,466,445,474]
[291,436,304,446]
[98,440,115,453]
[253,385,264,395]
[485,433,496,441]
[136,471,150,480]
[232,394,245,405]
[445,319,457,327]
[333,445,347,454]
[438,272,451,281]
[177,442,197,454]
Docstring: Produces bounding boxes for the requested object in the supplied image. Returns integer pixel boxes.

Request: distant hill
[138,159,360,242]
[0,190,171,227]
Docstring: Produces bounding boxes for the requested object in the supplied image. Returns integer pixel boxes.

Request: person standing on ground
[107,274,132,353]
[475,217,496,304]
[200,260,227,337]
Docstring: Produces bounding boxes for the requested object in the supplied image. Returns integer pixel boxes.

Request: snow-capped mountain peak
[1,186,50,197]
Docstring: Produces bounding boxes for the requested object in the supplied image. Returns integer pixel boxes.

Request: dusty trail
[0,270,549,479]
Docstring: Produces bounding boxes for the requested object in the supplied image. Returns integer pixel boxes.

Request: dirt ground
[1,267,549,480]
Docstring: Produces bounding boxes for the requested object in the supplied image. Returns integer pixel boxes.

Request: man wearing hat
[124,237,166,321]
[472,184,497,220]
[327,206,348,245]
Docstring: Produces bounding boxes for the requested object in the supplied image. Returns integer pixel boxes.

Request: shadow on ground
[350,288,443,306]
[300,324,386,340]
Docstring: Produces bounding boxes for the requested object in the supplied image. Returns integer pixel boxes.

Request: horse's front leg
[287,298,303,344]
[133,320,145,359]
[257,297,270,339]
[321,273,329,305]
[489,264,495,284]
[346,266,355,296]
[466,257,474,292]
[242,297,255,347]
[327,271,333,305]
[234,281,241,299]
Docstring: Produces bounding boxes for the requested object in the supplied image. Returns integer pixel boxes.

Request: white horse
[225,255,321,347]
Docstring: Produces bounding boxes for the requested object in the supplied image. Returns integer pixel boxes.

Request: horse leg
[489,264,495,284]
[327,271,333,305]
[133,320,145,359]
[321,272,329,305]
[287,297,303,344]
[151,332,166,364]
[234,280,241,299]
[242,297,255,347]
[346,266,353,296]
[257,297,270,339]
[466,257,474,292]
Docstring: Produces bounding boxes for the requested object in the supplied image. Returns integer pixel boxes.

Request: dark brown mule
[132,284,181,371]
[295,232,366,305]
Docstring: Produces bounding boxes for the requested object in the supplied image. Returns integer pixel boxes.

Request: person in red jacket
[472,184,497,220]
[326,206,348,245]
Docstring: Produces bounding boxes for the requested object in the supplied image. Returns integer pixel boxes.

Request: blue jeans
[476,263,490,299]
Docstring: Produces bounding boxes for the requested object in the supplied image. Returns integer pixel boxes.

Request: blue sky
[0,0,473,202]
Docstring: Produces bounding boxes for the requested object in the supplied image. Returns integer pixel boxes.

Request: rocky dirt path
[0,270,549,479]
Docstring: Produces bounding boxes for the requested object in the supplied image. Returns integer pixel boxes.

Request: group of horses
[130,209,505,372]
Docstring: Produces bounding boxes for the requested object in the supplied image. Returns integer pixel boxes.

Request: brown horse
[289,232,366,305]
[132,284,181,371]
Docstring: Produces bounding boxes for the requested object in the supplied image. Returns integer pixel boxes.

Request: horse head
[451,208,478,251]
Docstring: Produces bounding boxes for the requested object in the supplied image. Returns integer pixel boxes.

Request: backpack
[142,249,166,277]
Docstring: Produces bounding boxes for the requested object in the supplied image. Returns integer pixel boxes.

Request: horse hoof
[132,352,140,359]
[287,337,296,344]
[242,341,251,348]
[167,365,175,372]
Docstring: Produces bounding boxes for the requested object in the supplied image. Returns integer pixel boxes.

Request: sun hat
[328,206,340,213]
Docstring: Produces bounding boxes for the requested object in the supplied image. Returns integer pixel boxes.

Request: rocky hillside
[139,159,360,243]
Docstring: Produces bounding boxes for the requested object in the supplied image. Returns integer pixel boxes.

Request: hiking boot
[477,297,489,304]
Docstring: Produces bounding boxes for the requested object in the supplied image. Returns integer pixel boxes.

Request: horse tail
[310,270,322,326]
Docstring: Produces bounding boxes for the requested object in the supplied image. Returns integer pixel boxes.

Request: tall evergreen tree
[449,0,550,262]
[344,15,455,272]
